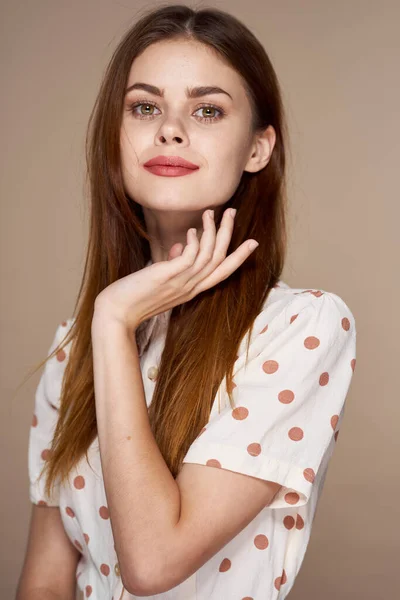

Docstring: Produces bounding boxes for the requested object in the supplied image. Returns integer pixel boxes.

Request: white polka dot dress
[28,277,356,599]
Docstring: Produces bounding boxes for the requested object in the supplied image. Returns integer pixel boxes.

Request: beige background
[2,0,398,598]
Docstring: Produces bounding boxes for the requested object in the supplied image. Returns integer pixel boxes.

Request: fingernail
[248,240,259,251]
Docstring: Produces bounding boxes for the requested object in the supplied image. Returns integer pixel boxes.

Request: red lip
[143,155,199,169]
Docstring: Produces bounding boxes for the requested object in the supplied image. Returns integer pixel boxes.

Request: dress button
[114,562,121,577]
[147,365,159,381]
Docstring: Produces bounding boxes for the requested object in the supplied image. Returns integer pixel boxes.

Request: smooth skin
[120,38,276,263]
[92,209,281,596]
[95,206,259,329]
[15,505,79,599]
[111,38,280,595]
[18,37,278,597]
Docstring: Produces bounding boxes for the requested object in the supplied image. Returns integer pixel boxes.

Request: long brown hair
[21,3,289,502]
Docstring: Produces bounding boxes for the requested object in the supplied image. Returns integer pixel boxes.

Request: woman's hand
[93,207,259,331]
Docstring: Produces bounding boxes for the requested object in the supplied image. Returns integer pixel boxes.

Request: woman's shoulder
[38,318,75,412]
[270,279,355,316]
[51,318,75,352]
[253,278,356,343]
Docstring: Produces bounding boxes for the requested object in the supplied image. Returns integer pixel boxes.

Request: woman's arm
[16,504,79,600]
[91,314,181,596]
[16,589,71,600]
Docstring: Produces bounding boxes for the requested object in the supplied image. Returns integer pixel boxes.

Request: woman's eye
[193,106,224,121]
[128,102,224,122]
[134,103,159,117]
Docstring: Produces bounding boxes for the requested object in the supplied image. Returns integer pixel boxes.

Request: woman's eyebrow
[125,82,233,100]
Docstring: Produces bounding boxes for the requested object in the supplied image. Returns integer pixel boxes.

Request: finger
[187,208,235,285]
[182,209,234,272]
[191,239,259,295]
[167,226,200,279]
[168,242,184,261]
[193,209,217,271]
[212,208,237,263]
[179,209,215,270]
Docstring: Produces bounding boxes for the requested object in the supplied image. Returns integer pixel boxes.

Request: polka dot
[247,443,261,457]
[41,449,52,461]
[61,321,68,327]
[283,515,295,529]
[206,459,221,468]
[260,323,268,334]
[232,406,248,420]
[83,533,89,544]
[342,317,350,331]
[85,585,92,597]
[262,360,279,374]
[296,514,305,529]
[351,358,356,372]
[304,336,320,350]
[74,475,85,490]
[303,468,315,483]
[242,597,254,600]
[65,506,75,518]
[278,389,295,404]
[56,349,66,362]
[100,564,110,576]
[290,314,298,324]
[74,540,83,552]
[310,290,323,297]
[331,415,339,430]
[32,414,38,427]
[274,568,287,590]
[254,534,269,549]
[219,558,231,572]
[284,491,300,505]
[334,430,340,442]
[319,372,329,386]
[99,506,110,519]
[37,500,48,506]
[288,427,303,441]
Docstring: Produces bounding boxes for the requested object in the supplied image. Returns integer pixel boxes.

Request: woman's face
[120,38,268,215]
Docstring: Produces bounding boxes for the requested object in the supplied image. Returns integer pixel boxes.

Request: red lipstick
[143,155,200,177]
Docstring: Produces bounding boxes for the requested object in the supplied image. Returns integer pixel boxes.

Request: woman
[17,4,357,599]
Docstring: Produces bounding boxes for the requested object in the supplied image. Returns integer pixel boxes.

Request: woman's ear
[244,125,276,173]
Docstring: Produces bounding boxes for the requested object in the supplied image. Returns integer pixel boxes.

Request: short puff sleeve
[28,320,72,506]
[182,290,356,509]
